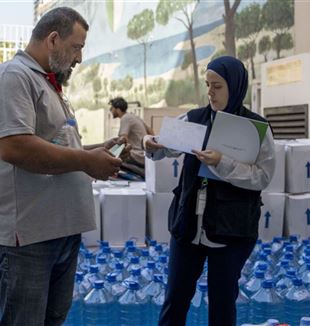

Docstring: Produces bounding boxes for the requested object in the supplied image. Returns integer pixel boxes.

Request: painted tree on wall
[156,0,202,105]
[262,0,294,59]
[235,3,263,79]
[258,35,272,62]
[223,0,241,57]
[127,9,155,106]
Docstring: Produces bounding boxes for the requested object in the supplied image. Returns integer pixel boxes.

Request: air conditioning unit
[261,53,310,139]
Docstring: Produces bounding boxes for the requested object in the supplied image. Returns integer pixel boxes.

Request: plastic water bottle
[51,118,76,146]
[299,257,310,276]
[276,268,296,297]
[156,255,168,273]
[82,264,101,295]
[151,280,166,325]
[301,264,310,289]
[105,272,126,298]
[244,270,265,297]
[126,256,140,276]
[300,316,310,326]
[63,272,84,326]
[123,246,138,268]
[271,237,284,259]
[141,261,156,283]
[273,259,290,282]
[237,289,250,326]
[142,274,163,298]
[114,262,126,282]
[284,278,310,326]
[79,251,95,272]
[187,282,208,326]
[250,280,283,324]
[84,280,117,326]
[148,239,157,259]
[119,281,151,326]
[140,249,151,268]
[97,256,111,278]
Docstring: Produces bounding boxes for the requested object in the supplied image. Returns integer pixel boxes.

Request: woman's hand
[143,135,165,153]
[192,149,222,166]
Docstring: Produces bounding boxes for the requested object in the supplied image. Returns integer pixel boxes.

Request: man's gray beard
[49,55,72,86]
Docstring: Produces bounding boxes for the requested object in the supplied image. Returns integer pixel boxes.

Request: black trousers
[158,236,255,326]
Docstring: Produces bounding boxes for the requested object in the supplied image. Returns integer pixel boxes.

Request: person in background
[0,7,130,326]
[109,96,154,178]
[143,56,276,326]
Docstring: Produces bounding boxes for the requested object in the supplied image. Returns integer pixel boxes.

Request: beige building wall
[294,0,310,55]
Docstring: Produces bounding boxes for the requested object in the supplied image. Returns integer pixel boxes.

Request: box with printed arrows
[259,191,285,241]
[145,154,184,193]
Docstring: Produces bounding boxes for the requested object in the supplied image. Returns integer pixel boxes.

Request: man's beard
[49,50,73,86]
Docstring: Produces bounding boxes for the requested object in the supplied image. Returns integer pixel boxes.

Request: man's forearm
[0,134,90,174]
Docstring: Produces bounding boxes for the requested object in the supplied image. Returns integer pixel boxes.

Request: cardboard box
[258,192,285,241]
[146,191,173,243]
[145,155,184,193]
[284,193,310,238]
[264,141,285,193]
[100,188,146,246]
[82,190,101,247]
[285,143,310,194]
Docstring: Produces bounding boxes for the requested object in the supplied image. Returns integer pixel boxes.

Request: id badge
[195,187,207,215]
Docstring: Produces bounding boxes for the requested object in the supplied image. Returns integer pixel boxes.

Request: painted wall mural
[60,0,294,143]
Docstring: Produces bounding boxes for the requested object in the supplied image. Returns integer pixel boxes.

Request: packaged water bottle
[51,118,76,146]
[300,316,310,326]
[82,264,101,295]
[156,255,168,273]
[237,289,250,326]
[109,250,124,269]
[97,256,111,278]
[123,246,138,268]
[148,240,158,259]
[79,251,95,272]
[84,280,118,326]
[140,249,151,268]
[63,272,84,326]
[244,270,265,297]
[301,263,310,289]
[151,279,166,325]
[96,246,112,265]
[119,281,151,326]
[142,274,163,299]
[284,278,310,326]
[273,259,290,282]
[141,261,156,283]
[126,256,140,276]
[298,257,310,276]
[187,282,208,326]
[105,272,126,298]
[114,262,126,282]
[123,267,148,288]
[271,237,284,259]
[276,268,296,297]
[250,280,283,324]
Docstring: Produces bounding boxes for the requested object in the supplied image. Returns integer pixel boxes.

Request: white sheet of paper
[158,117,207,154]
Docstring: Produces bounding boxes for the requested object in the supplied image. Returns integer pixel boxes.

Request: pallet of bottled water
[62,235,310,326]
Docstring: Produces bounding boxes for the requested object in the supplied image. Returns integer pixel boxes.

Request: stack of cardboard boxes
[145,155,184,243]
[259,139,310,241]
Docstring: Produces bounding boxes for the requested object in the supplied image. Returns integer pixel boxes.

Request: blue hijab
[207,56,248,114]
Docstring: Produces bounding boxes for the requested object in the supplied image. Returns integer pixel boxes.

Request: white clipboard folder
[199,111,268,179]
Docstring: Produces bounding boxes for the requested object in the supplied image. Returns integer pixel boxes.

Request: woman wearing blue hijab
[144,56,275,326]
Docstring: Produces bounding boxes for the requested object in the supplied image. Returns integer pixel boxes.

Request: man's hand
[143,135,165,153]
[85,148,122,180]
[192,149,222,167]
